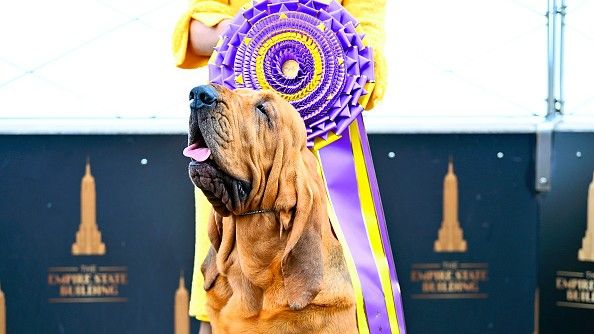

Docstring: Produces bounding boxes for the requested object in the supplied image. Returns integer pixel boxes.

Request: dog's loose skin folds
[187,85,357,333]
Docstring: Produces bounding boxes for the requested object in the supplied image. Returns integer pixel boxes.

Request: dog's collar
[238,209,275,216]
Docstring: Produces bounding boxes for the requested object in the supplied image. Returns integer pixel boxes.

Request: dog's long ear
[206,209,235,277]
[202,210,223,291]
[279,147,325,310]
[207,210,223,250]
[201,246,219,290]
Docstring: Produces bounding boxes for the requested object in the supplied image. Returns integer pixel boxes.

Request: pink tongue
[183,143,211,162]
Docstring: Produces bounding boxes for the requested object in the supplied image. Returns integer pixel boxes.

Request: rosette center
[281,60,300,79]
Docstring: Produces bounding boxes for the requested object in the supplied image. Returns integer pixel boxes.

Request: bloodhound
[184,84,358,334]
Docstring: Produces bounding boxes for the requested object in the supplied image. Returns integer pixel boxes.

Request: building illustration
[174,273,190,334]
[434,160,468,252]
[72,159,106,256]
[1,283,5,334]
[578,172,594,262]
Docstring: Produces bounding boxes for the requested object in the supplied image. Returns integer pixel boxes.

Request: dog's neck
[233,213,287,288]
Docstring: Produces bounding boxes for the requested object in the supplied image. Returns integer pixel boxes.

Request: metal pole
[536,0,565,192]
[546,0,557,118]
[558,0,566,115]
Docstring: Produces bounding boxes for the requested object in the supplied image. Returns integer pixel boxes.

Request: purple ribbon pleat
[318,130,392,333]
[356,116,407,333]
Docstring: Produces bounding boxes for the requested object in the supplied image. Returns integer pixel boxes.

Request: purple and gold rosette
[209,0,374,147]
[208,0,406,332]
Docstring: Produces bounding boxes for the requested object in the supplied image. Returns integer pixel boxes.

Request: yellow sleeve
[172,0,235,69]
[189,188,214,321]
[342,0,387,109]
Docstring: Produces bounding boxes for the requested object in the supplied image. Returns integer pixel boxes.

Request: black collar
[238,209,275,216]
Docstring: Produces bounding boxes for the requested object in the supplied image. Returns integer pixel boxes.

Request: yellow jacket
[172,0,387,321]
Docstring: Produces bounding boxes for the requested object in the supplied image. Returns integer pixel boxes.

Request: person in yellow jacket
[172,0,386,332]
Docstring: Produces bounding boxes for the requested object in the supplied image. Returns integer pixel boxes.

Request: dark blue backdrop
[370,134,538,334]
[0,135,199,333]
[1,132,593,333]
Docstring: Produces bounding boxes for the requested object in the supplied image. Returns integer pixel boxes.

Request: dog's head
[186,84,326,310]
[185,84,311,215]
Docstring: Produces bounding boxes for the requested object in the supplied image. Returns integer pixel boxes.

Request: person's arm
[342,0,387,109]
[172,0,234,69]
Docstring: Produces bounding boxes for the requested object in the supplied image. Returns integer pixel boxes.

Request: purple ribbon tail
[319,130,392,333]
[356,116,407,333]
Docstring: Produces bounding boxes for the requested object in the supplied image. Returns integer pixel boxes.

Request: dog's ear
[216,215,236,275]
[207,210,223,250]
[201,246,219,291]
[279,148,325,310]
[207,209,236,275]
[202,211,223,291]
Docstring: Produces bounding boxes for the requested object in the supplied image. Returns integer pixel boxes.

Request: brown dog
[184,84,357,334]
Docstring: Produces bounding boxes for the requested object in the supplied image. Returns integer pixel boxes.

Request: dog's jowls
[185,84,357,334]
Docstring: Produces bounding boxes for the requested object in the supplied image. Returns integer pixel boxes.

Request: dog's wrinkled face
[184,84,307,216]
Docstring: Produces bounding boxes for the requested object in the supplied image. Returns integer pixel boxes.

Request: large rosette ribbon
[207,0,406,332]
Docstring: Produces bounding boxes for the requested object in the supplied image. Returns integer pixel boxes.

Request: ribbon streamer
[355,117,407,330]
[318,126,396,333]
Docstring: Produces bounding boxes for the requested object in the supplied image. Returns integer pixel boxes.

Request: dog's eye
[255,104,268,117]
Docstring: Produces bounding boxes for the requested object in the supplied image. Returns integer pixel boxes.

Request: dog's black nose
[189,85,218,111]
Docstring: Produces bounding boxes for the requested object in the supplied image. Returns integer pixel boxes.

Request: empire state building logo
[578,172,594,262]
[71,159,106,256]
[434,159,468,253]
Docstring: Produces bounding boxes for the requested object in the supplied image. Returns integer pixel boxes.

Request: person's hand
[199,322,212,334]
[366,53,386,110]
[189,19,231,57]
